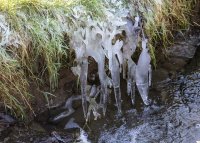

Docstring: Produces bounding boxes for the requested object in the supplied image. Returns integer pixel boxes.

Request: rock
[0,124,12,141]
[35,110,50,123]
[30,122,46,132]
[152,68,169,84]
[0,113,16,124]
[162,57,188,72]
[0,113,16,141]
[167,41,197,59]
[72,99,82,109]
[3,137,10,143]
[33,131,74,143]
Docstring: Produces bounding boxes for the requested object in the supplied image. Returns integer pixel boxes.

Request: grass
[0,0,198,119]
[127,0,197,66]
[0,0,106,119]
[0,48,33,118]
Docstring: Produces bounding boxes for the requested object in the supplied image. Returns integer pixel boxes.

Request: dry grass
[128,0,196,65]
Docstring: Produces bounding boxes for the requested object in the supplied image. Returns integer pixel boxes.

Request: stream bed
[1,35,200,143]
[90,44,200,143]
[39,35,200,143]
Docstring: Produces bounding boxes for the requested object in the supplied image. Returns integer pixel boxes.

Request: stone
[162,57,188,72]
[152,68,169,84]
[167,41,197,59]
[30,122,46,132]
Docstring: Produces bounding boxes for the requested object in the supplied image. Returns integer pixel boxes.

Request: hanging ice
[70,29,88,119]
[123,16,140,57]
[127,59,136,105]
[135,37,152,105]
[122,16,141,105]
[111,55,122,114]
[79,57,89,118]
[101,24,124,114]
[83,23,109,116]
[86,85,101,121]
[70,9,152,117]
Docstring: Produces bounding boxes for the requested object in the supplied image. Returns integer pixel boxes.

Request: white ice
[136,38,152,105]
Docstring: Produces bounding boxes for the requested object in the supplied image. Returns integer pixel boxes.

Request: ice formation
[0,15,21,48]
[122,16,141,105]
[136,36,152,105]
[53,85,102,122]
[70,3,152,119]
[53,95,81,121]
[64,118,80,129]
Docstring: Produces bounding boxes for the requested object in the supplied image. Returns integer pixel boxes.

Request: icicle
[101,27,123,114]
[83,24,109,116]
[86,85,101,121]
[111,56,122,114]
[70,28,89,119]
[98,62,108,115]
[53,95,81,121]
[135,37,151,105]
[122,16,141,59]
[80,57,88,118]
[122,16,141,106]
[89,85,97,97]
[149,65,152,86]
[127,59,136,105]
[122,15,141,98]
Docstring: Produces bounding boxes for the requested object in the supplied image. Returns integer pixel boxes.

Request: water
[96,47,200,143]
[98,72,200,143]
[34,41,200,143]
[41,45,200,143]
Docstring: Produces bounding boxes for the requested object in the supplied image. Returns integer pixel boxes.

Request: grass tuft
[128,0,196,65]
[0,0,198,118]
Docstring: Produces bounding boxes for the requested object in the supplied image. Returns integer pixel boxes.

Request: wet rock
[33,131,74,143]
[0,124,12,141]
[35,110,50,123]
[3,137,10,143]
[30,122,46,132]
[72,98,82,109]
[152,68,169,84]
[0,113,15,124]
[0,113,16,141]
[167,37,199,59]
[162,57,188,72]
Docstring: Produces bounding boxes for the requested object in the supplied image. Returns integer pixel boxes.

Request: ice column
[135,38,152,105]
